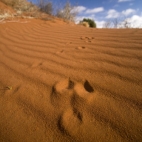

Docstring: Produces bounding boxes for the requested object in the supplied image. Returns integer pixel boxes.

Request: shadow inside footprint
[60,50,64,53]
[84,80,94,93]
[31,62,42,68]
[68,79,74,89]
[57,116,70,136]
[50,78,75,107]
[73,108,83,122]
[77,46,86,50]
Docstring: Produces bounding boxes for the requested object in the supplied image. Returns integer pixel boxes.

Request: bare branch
[113,18,119,28]
[37,0,53,15]
[103,20,112,28]
[56,1,78,22]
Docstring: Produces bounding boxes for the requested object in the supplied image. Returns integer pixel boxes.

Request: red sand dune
[0,19,142,142]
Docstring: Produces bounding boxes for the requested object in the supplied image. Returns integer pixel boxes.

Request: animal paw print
[80,36,95,43]
[30,61,43,68]
[51,78,95,136]
[50,78,74,108]
[65,42,72,45]
[56,49,64,54]
[76,46,86,50]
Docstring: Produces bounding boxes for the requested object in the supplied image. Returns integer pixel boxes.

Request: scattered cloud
[74,3,142,28]
[127,15,142,28]
[75,16,84,23]
[118,0,133,2]
[106,9,120,18]
[74,6,86,13]
[122,9,136,16]
[95,20,106,28]
[85,7,104,14]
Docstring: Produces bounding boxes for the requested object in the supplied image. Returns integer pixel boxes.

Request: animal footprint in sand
[57,108,83,136]
[65,42,72,45]
[51,79,94,107]
[51,78,95,136]
[51,78,74,108]
[56,50,64,54]
[76,46,86,50]
[80,36,95,43]
[31,61,42,68]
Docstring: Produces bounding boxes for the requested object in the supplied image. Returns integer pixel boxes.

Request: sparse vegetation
[0,0,142,28]
[1,0,18,7]
[56,1,78,22]
[103,17,139,29]
[80,18,97,28]
[0,0,39,17]
[1,0,29,10]
[37,0,53,15]
[81,21,89,27]
[103,20,112,28]
[0,0,79,22]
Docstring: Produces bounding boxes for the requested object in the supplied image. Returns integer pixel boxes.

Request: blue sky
[31,0,142,28]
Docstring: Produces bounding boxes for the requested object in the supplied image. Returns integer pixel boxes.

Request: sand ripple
[0,19,142,142]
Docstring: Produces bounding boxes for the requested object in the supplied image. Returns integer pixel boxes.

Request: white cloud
[71,6,86,14]
[74,6,86,13]
[118,0,133,2]
[127,15,142,28]
[74,4,142,29]
[76,14,142,28]
[75,16,84,23]
[106,9,120,18]
[85,7,104,14]
[95,21,106,28]
[122,9,136,16]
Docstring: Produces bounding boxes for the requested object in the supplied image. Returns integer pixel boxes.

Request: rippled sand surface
[0,19,142,142]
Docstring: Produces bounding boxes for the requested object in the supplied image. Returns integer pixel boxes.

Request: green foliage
[82,18,96,28]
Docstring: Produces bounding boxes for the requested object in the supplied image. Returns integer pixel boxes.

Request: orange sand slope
[0,19,142,142]
[0,1,15,14]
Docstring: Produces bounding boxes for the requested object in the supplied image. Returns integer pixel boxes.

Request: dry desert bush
[0,0,40,21]
[37,0,53,15]
[56,1,78,22]
[103,17,141,29]
[79,21,89,27]
[1,0,38,13]
[0,0,78,23]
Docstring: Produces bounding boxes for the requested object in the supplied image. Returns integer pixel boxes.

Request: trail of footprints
[80,36,95,43]
[51,78,94,136]
[76,36,95,50]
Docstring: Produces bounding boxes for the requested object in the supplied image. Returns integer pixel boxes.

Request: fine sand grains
[0,19,142,142]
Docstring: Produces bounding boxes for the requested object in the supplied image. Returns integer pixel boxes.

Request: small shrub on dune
[81,18,97,28]
[79,21,89,27]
